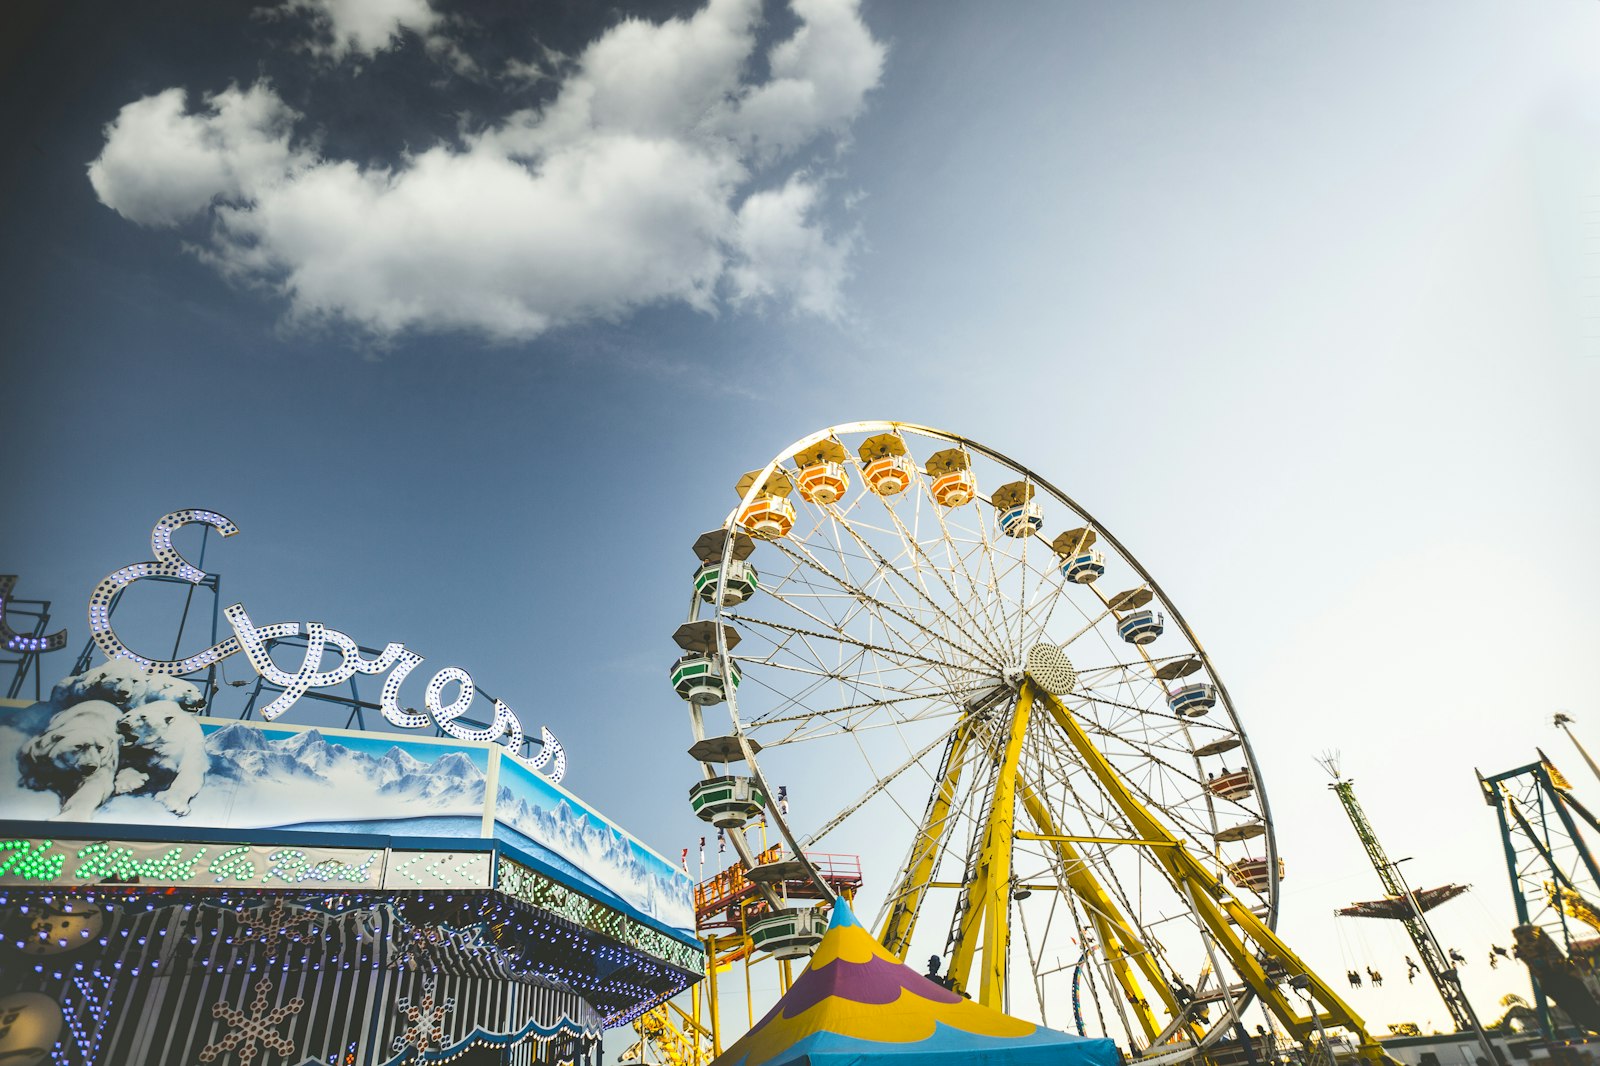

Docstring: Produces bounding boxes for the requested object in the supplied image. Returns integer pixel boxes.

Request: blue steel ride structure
[1481,752,1600,1038]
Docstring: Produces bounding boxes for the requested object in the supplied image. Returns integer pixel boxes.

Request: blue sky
[3,0,1599,1033]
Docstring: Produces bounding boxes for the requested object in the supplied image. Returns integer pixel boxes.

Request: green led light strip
[497,859,705,975]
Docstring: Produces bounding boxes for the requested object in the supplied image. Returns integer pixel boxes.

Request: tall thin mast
[1554,714,1600,790]
[1317,752,1497,1060]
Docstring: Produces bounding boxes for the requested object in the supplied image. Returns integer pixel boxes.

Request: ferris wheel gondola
[674,422,1386,1063]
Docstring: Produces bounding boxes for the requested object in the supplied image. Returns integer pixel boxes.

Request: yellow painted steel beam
[923,880,1063,890]
[1018,779,1175,1044]
[947,681,1036,1006]
[1017,832,1181,847]
[705,932,723,1057]
[878,715,979,958]
[1034,689,1394,1064]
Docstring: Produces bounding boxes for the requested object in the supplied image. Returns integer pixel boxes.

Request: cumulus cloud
[87,84,302,227]
[86,0,884,341]
[730,176,854,317]
[277,0,443,60]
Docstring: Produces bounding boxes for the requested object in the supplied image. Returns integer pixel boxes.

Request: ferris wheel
[673,422,1380,1062]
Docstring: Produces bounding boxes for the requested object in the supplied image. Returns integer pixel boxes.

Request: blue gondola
[999,501,1043,538]
[1167,682,1217,717]
[1117,609,1164,645]
[1061,550,1106,584]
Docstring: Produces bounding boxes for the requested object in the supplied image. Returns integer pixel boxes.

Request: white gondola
[794,440,851,505]
[1167,683,1217,717]
[671,621,742,705]
[1207,769,1255,801]
[1061,551,1106,584]
[859,433,914,496]
[692,529,759,606]
[796,462,849,504]
[925,448,977,507]
[694,559,759,606]
[1226,857,1285,893]
[1215,819,1266,843]
[735,469,796,540]
[670,653,740,705]
[994,481,1042,538]
[999,501,1042,538]
[1117,609,1164,645]
[748,907,829,959]
[688,775,767,829]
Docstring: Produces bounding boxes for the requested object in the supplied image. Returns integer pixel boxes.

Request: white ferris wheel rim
[691,420,1280,1047]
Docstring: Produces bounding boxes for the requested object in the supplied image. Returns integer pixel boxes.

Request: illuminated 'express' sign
[88,510,565,781]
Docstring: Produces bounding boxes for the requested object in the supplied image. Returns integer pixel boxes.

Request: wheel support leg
[1036,690,1393,1064]
[948,681,1036,1006]
[879,716,979,958]
[1017,780,1177,1045]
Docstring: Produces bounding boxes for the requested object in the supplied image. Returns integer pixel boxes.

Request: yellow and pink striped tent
[713,898,1120,1066]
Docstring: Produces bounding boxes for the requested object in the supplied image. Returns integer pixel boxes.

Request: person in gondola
[1448,947,1468,966]
[1347,969,1362,988]
[1367,967,1383,987]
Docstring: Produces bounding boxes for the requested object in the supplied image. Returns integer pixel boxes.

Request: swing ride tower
[1318,753,1498,1060]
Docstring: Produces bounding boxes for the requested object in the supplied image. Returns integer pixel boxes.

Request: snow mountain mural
[2,662,693,935]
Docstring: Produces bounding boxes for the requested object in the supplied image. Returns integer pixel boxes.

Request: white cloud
[278,0,443,60]
[721,0,890,159]
[87,0,884,341]
[729,175,854,318]
[86,85,302,227]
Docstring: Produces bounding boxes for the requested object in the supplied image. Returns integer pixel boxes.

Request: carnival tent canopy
[713,897,1120,1066]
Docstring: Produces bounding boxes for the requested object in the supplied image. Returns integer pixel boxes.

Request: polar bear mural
[16,663,210,819]
[49,659,205,712]
[18,700,124,819]
[115,700,206,815]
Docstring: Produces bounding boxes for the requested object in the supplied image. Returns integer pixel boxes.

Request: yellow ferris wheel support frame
[878,675,1393,1065]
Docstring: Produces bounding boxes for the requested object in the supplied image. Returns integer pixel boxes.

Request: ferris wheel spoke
[797,715,972,847]
[735,666,975,742]
[726,612,998,683]
[971,493,1030,664]
[872,485,1015,665]
[814,506,1011,669]
[1015,490,1038,654]
[735,647,986,708]
[769,533,1004,675]
[736,653,975,728]
[746,692,949,730]
[1055,608,1119,653]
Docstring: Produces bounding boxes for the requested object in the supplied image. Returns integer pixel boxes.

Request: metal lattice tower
[1480,755,1600,1036]
[1318,753,1492,1045]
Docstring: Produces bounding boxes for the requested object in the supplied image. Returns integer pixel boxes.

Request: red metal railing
[693,847,863,930]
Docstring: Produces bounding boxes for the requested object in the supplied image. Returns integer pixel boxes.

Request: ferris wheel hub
[1024,643,1078,696]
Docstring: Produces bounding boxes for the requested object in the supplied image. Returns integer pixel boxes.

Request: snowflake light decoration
[393,975,454,1058]
[233,896,318,963]
[199,974,304,1065]
[391,922,446,972]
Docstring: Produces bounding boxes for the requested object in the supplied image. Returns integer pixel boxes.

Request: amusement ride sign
[85,509,565,781]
